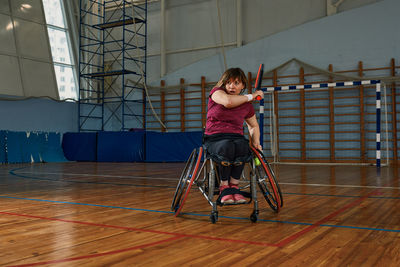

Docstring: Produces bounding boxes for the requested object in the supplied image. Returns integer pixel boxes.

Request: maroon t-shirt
[205,87,255,135]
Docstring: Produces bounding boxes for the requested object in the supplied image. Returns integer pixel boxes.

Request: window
[42,0,77,100]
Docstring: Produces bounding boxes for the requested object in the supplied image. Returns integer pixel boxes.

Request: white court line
[13,171,178,181]
[280,182,400,190]
[13,171,400,190]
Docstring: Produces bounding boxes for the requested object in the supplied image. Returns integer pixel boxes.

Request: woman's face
[225,78,244,95]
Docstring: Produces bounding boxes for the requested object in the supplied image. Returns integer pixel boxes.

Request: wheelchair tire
[171,148,196,212]
[250,147,283,212]
[171,147,203,216]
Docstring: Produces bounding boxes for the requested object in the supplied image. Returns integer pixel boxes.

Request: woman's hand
[252,141,262,151]
[245,114,262,151]
[255,143,263,151]
[252,90,264,101]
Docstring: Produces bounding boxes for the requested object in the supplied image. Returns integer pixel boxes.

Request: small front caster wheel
[210,212,218,223]
[250,212,258,223]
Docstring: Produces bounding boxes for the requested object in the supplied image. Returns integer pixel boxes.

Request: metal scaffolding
[79,0,147,131]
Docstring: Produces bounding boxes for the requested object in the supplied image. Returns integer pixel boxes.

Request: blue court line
[1,194,400,233]
[182,212,313,226]
[318,224,400,232]
[8,168,174,189]
[178,213,400,232]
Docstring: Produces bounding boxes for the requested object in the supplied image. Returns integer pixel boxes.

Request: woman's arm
[245,114,262,150]
[212,90,264,109]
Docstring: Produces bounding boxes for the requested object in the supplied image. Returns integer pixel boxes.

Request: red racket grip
[255,95,262,101]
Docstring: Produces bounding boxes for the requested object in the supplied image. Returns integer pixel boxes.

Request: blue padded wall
[28,132,43,162]
[7,132,32,163]
[62,132,97,161]
[145,131,202,162]
[41,132,68,162]
[97,131,145,162]
[3,130,202,163]
[0,131,6,163]
[6,131,66,163]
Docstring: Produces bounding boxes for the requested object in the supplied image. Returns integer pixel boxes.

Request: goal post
[258,80,387,167]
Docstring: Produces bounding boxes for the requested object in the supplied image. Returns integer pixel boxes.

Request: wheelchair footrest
[216,188,252,206]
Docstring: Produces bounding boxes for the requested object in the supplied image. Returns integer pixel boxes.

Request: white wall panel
[0,98,77,132]
[140,0,384,82]
[147,3,161,53]
[338,0,384,13]
[0,55,23,96]
[20,58,58,98]
[158,0,399,86]
[14,18,51,61]
[165,0,235,50]
[144,0,238,81]
[11,0,44,23]
[0,0,9,14]
[242,0,326,44]
[0,14,16,54]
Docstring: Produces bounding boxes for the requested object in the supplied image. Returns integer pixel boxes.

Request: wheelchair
[171,145,283,223]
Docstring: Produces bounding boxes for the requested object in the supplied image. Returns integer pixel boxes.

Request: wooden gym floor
[1,162,399,266]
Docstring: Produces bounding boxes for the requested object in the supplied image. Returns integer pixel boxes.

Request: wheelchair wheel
[171,148,196,212]
[171,147,203,216]
[250,146,283,212]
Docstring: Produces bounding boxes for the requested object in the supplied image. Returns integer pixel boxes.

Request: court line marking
[277,175,399,244]
[5,167,400,259]
[0,211,278,247]
[10,167,400,190]
[14,170,177,181]
[276,191,375,247]
[0,195,173,214]
[7,236,182,267]
[3,192,397,266]
[7,170,400,199]
[1,194,399,263]
[280,182,400,190]
[8,169,174,189]
[1,195,400,233]
[284,192,400,199]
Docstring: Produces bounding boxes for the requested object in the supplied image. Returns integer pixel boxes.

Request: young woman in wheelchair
[203,67,264,204]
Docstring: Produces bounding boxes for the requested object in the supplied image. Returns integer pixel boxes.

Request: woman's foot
[230,183,246,204]
[219,184,234,204]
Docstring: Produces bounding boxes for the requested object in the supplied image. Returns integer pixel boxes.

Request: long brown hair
[215,68,248,93]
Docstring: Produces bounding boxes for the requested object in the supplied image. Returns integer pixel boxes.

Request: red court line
[0,211,277,247]
[8,236,182,267]
[2,187,377,256]
[276,190,378,247]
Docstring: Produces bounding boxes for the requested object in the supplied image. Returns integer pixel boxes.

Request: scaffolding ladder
[79,0,147,131]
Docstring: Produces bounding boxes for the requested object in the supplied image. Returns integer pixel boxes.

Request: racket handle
[255,95,262,101]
